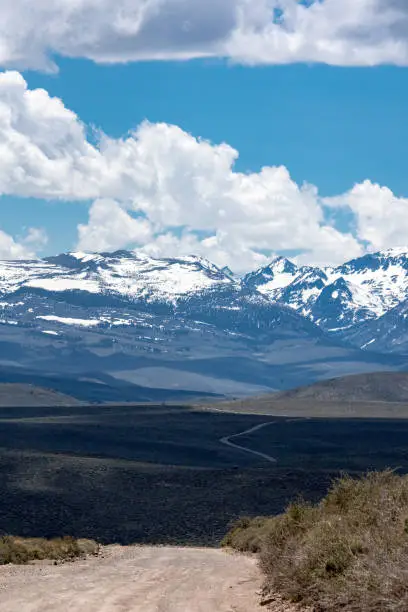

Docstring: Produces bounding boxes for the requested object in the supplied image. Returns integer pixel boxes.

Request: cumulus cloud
[0,231,30,259]
[77,199,152,252]
[325,181,408,253]
[228,0,408,67]
[0,71,365,271]
[140,230,271,272]
[0,226,47,260]
[22,227,48,249]
[0,0,407,70]
[0,71,106,200]
[1,71,408,272]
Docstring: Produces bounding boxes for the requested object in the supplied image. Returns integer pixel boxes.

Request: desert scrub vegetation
[0,535,99,565]
[223,470,408,611]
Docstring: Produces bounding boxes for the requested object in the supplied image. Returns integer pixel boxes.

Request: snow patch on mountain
[0,260,62,295]
[28,277,101,293]
[38,315,101,327]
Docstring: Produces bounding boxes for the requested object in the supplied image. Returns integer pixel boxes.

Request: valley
[1,401,408,547]
[0,21,406,609]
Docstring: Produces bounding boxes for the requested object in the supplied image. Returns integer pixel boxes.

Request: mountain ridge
[242,247,408,352]
[0,248,406,402]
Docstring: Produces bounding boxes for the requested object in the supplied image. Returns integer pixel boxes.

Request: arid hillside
[274,371,408,403]
[0,384,81,407]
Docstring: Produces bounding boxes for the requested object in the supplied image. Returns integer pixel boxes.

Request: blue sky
[0,0,408,271]
[25,59,408,195]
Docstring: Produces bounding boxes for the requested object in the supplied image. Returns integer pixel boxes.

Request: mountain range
[0,248,407,401]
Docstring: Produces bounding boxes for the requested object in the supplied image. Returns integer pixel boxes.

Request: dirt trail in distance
[220,421,278,463]
[0,545,266,612]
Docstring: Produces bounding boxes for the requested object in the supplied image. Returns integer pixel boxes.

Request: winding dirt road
[0,546,263,612]
[220,421,278,463]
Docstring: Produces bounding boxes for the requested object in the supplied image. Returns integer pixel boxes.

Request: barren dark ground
[1,403,408,545]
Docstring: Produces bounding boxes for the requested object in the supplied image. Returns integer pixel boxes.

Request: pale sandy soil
[0,545,270,612]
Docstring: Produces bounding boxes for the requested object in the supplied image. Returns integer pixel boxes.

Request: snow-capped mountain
[0,250,322,338]
[243,256,298,294]
[1,247,408,344]
[243,248,408,338]
[339,298,408,355]
[0,247,406,402]
[0,250,323,340]
[0,249,349,400]
[1,247,408,342]
[0,251,237,304]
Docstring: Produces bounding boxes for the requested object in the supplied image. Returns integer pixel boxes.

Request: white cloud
[0,226,47,260]
[77,199,152,252]
[0,71,364,271]
[228,0,408,67]
[0,231,30,259]
[325,181,408,253]
[140,231,271,273]
[0,0,407,70]
[294,225,365,267]
[74,128,364,271]
[0,71,103,200]
[22,227,48,249]
[0,0,237,71]
[1,71,408,272]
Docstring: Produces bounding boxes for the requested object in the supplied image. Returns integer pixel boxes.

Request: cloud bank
[0,71,406,269]
[0,0,407,71]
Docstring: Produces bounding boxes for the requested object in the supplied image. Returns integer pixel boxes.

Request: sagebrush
[0,535,99,565]
[223,470,408,611]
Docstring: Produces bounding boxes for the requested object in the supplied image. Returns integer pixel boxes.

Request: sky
[0,0,408,272]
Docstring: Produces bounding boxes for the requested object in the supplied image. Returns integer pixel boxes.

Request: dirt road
[220,421,278,463]
[0,546,263,612]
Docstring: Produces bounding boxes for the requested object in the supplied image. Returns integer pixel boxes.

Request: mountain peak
[69,251,105,262]
[267,255,297,273]
[175,254,223,274]
[335,248,408,277]
[242,256,298,295]
[240,247,408,332]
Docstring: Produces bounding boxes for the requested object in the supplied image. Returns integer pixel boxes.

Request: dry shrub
[0,535,99,565]
[222,516,273,553]
[224,471,408,611]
